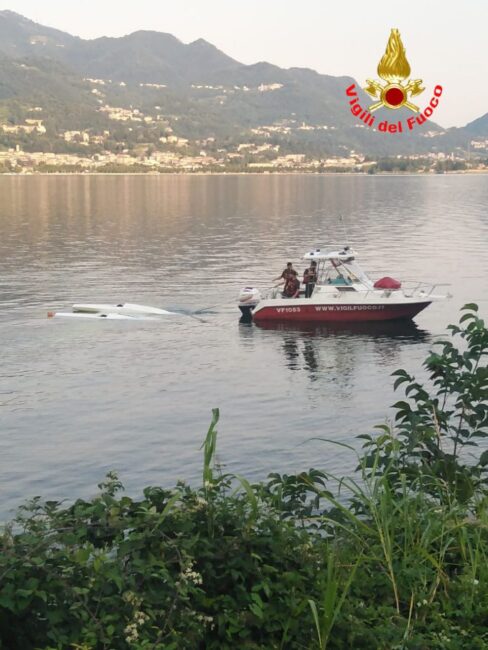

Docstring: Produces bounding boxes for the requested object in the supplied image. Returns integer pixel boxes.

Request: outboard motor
[238,287,262,321]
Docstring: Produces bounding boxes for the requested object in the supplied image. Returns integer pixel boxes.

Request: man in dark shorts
[303,260,318,298]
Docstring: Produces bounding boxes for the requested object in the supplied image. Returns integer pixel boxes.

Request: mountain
[0,10,485,160]
[0,10,77,58]
[463,113,488,137]
[0,52,90,105]
[61,32,241,85]
[0,11,241,85]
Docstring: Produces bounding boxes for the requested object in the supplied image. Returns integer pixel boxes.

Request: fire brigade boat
[238,247,449,323]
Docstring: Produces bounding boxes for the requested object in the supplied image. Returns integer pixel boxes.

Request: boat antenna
[338,213,351,247]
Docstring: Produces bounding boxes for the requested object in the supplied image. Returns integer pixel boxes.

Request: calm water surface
[1,174,487,518]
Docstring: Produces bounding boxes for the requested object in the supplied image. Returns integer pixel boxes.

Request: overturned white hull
[72,303,175,316]
[50,311,141,320]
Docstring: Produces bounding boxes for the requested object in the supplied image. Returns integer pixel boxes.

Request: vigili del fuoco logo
[345,28,443,134]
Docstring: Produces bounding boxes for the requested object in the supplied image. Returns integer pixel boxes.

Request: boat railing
[263,282,450,301]
[331,282,450,301]
[400,282,451,297]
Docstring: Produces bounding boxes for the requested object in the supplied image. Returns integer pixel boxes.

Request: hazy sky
[3,0,487,128]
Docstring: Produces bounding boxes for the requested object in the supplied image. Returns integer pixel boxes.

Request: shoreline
[1,170,488,177]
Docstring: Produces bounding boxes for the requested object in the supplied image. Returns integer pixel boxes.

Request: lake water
[1,174,487,519]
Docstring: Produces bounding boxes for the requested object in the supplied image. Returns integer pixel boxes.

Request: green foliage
[360,304,488,503]
[1,305,488,649]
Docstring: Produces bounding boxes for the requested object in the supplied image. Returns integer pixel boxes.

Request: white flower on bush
[123,591,140,606]
[183,567,203,585]
[180,559,203,585]
[123,593,150,644]
[196,613,214,625]
[124,622,139,643]
[135,611,149,625]
[193,496,207,510]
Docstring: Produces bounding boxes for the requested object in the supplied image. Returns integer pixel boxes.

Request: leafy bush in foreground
[0,305,487,649]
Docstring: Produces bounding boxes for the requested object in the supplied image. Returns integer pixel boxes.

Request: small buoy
[47,311,55,318]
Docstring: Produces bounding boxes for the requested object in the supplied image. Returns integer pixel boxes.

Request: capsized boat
[48,311,141,320]
[48,302,177,320]
[72,303,176,316]
[238,247,449,323]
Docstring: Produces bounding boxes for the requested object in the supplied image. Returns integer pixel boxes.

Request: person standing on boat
[303,260,318,298]
[282,270,300,298]
[274,262,294,285]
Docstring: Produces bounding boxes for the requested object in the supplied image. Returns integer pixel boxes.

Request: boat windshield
[323,262,352,285]
[303,248,375,289]
[318,259,374,289]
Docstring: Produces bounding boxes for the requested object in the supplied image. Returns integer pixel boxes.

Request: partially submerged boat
[48,303,176,320]
[72,303,175,316]
[48,311,140,320]
[238,247,449,323]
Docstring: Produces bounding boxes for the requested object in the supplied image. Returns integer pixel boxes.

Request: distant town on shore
[1,10,487,175]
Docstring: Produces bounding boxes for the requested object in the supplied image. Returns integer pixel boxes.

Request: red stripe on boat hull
[252,302,431,322]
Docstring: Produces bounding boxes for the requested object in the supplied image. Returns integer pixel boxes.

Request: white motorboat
[238,246,449,323]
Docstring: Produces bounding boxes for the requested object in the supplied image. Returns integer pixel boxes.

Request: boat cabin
[304,247,374,292]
